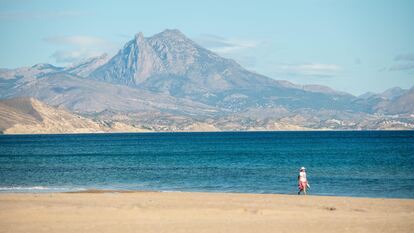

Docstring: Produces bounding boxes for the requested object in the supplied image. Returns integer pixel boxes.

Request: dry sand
[0,191,413,233]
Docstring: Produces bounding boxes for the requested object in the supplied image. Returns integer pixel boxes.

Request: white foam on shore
[160,190,184,193]
[0,186,85,192]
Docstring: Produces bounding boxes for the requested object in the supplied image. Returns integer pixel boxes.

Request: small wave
[0,186,50,190]
[0,186,85,193]
[160,190,184,193]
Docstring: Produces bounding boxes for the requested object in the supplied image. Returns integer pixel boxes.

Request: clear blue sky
[1,0,413,95]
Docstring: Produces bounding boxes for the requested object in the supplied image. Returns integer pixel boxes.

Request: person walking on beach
[298,167,309,195]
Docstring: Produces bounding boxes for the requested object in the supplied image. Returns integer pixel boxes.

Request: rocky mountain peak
[152,29,186,40]
[148,29,197,51]
[133,32,145,43]
[89,29,204,86]
[87,29,373,112]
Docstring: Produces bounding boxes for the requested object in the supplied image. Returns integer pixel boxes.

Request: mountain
[380,87,407,100]
[355,87,412,114]
[89,29,358,112]
[0,71,219,116]
[0,98,149,134]
[381,87,414,115]
[64,53,110,77]
[0,29,413,132]
[0,63,63,80]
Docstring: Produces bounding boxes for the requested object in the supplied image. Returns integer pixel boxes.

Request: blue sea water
[0,131,413,198]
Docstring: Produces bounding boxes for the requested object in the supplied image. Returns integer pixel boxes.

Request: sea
[0,131,413,198]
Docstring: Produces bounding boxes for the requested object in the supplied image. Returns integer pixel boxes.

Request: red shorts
[299,181,307,190]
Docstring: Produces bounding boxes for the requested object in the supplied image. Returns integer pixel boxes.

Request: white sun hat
[300,167,306,170]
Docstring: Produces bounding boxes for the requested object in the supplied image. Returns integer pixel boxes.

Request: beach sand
[1,191,413,233]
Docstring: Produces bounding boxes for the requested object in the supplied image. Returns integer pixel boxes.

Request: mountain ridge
[88,29,363,113]
[1,29,413,132]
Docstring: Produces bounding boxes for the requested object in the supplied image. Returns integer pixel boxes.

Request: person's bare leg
[303,186,307,195]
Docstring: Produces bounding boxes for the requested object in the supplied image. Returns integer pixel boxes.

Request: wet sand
[1,191,413,233]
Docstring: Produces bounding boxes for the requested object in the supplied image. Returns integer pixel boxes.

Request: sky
[0,0,413,95]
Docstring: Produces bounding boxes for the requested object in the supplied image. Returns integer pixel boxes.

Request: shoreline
[1,190,413,233]
[66,190,414,200]
[0,189,413,200]
[0,188,414,201]
[1,129,413,136]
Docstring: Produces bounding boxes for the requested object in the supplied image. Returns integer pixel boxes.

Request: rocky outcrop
[0,98,149,134]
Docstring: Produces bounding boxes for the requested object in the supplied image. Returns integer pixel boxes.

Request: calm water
[0,131,413,198]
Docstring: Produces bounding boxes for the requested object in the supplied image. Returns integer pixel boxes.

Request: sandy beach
[0,191,413,233]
